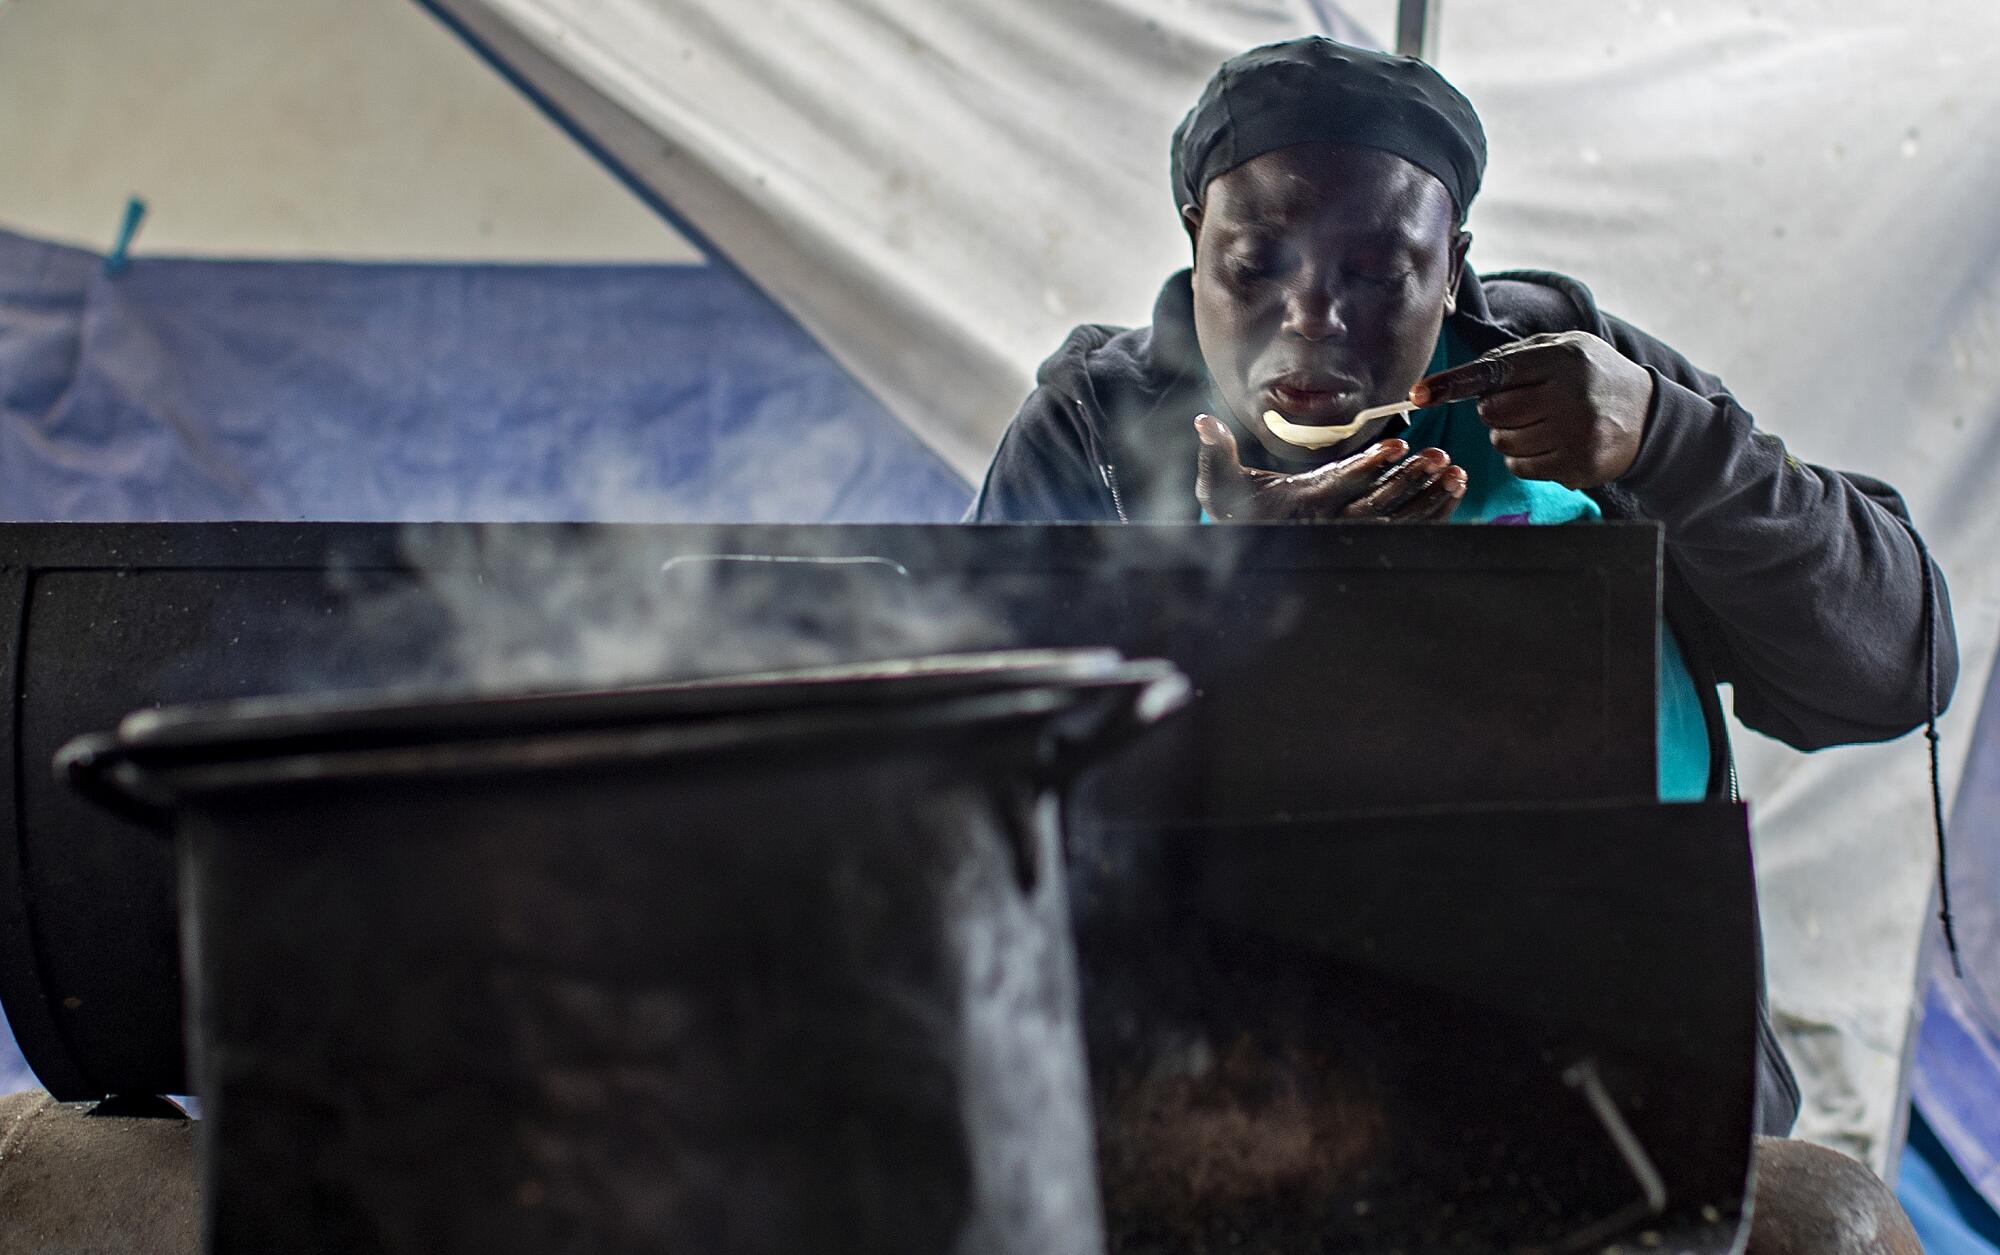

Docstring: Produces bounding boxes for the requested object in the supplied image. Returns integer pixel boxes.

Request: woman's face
[1186,143,1468,463]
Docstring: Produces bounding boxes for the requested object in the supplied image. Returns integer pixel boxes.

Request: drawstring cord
[1912,527,1963,979]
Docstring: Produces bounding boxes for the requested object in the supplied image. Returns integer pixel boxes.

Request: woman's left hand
[1412,331,1654,490]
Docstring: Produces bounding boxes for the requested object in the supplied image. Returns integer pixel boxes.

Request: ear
[1443,230,1473,315]
[1181,204,1204,260]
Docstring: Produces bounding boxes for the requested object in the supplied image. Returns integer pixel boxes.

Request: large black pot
[60,649,1188,1255]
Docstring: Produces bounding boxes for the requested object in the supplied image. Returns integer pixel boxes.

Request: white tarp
[429,0,2000,1167]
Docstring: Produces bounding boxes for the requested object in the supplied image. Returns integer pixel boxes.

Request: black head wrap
[1171,37,1486,224]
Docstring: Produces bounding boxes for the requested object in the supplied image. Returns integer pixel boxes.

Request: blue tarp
[0,1006,30,1096]
[1902,1108,2000,1255]
[0,228,969,524]
[1910,623,2000,1227]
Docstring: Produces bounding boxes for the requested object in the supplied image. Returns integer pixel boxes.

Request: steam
[298,410,1254,697]
[352,522,1013,695]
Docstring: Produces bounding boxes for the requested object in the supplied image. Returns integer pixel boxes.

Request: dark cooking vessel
[59,649,1189,1255]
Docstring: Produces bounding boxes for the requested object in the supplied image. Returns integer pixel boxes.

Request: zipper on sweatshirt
[1099,462,1130,523]
[1072,392,1132,523]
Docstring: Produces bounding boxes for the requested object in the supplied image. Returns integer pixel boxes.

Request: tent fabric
[417,0,1377,483]
[0,1010,30,1099]
[1911,630,2000,1216]
[1901,1106,2000,1255]
[1916,981,2000,1219]
[0,227,968,524]
[431,0,2000,1167]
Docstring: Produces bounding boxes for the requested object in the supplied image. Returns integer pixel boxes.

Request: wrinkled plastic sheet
[0,228,967,524]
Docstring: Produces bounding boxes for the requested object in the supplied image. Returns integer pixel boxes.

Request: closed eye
[1345,268,1412,288]
[1221,241,1290,284]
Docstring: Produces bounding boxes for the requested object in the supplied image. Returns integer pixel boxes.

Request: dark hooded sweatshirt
[969,264,1960,1137]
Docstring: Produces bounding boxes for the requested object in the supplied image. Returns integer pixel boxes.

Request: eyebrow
[1211,212,1428,252]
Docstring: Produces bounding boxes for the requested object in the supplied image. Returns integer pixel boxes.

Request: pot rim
[112,648,1140,760]
[56,651,1191,821]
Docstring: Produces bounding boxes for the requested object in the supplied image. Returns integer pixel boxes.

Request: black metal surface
[0,559,93,1097]
[76,656,1178,1255]
[1072,802,1759,1254]
[1,521,1659,1099]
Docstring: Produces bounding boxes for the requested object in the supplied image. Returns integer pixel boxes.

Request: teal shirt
[1406,327,1711,802]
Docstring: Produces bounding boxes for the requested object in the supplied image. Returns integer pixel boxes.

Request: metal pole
[1396,0,1438,60]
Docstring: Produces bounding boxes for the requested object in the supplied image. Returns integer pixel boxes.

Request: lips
[1262,374,1362,423]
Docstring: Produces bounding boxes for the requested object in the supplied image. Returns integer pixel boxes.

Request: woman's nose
[1281,280,1348,341]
